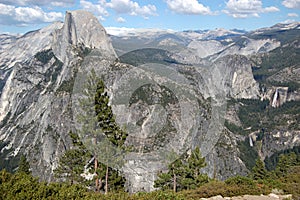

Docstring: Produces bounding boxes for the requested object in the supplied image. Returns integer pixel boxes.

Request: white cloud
[105,27,136,36]
[80,0,109,20]
[166,0,212,15]
[264,6,280,12]
[0,0,75,7]
[282,0,300,9]
[0,3,63,25]
[78,0,157,20]
[282,19,296,24]
[287,13,299,17]
[224,0,279,18]
[105,27,175,36]
[106,0,157,17]
[116,17,126,23]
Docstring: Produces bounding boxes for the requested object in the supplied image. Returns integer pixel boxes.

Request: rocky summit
[0,10,299,193]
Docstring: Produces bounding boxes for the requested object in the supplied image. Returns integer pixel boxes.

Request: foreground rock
[201,194,292,200]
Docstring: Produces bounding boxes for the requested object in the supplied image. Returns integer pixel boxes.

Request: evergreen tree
[94,78,128,147]
[275,153,297,177]
[182,147,209,190]
[93,72,127,193]
[154,147,208,192]
[155,158,186,192]
[77,69,127,193]
[54,132,91,185]
[252,158,267,180]
[17,155,30,174]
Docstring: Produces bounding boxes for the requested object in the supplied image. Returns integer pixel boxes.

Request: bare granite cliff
[0,10,116,181]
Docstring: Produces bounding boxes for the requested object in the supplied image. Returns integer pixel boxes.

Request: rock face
[0,11,299,193]
[53,10,116,63]
[0,10,116,181]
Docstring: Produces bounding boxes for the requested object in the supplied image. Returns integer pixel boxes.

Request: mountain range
[0,10,299,192]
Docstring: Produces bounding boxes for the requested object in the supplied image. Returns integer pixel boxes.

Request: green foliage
[268,81,300,93]
[1,160,300,200]
[182,178,272,199]
[225,175,255,186]
[265,146,300,171]
[92,162,126,193]
[252,42,300,81]
[17,155,31,175]
[34,49,54,64]
[78,69,128,147]
[183,147,209,190]
[251,159,268,180]
[94,78,128,147]
[237,139,258,170]
[237,99,269,130]
[56,77,75,93]
[129,84,178,107]
[224,120,243,135]
[104,166,126,192]
[74,44,92,58]
[0,171,40,200]
[76,69,127,193]
[119,48,179,66]
[134,190,186,200]
[154,147,209,192]
[275,153,298,177]
[234,98,300,141]
[54,132,92,185]
[279,166,300,199]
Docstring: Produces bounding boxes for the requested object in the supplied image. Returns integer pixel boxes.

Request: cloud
[165,0,212,15]
[116,17,126,23]
[0,3,63,26]
[0,0,75,7]
[79,0,157,20]
[282,0,300,9]
[282,19,296,24]
[80,0,108,20]
[106,0,157,17]
[287,13,299,17]
[223,0,279,18]
[105,27,136,36]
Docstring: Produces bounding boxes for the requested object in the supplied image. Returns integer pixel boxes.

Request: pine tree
[154,147,208,192]
[154,158,186,192]
[77,69,127,193]
[182,147,209,190]
[17,155,30,174]
[275,153,297,177]
[93,73,127,194]
[94,78,128,147]
[252,158,267,180]
[54,132,91,185]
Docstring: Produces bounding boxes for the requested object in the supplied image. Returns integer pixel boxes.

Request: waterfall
[272,88,279,107]
[249,136,253,147]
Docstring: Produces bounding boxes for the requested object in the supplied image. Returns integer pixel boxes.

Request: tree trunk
[94,156,99,191]
[173,168,176,192]
[105,165,109,194]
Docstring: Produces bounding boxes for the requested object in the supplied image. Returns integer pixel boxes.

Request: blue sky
[0,0,299,34]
